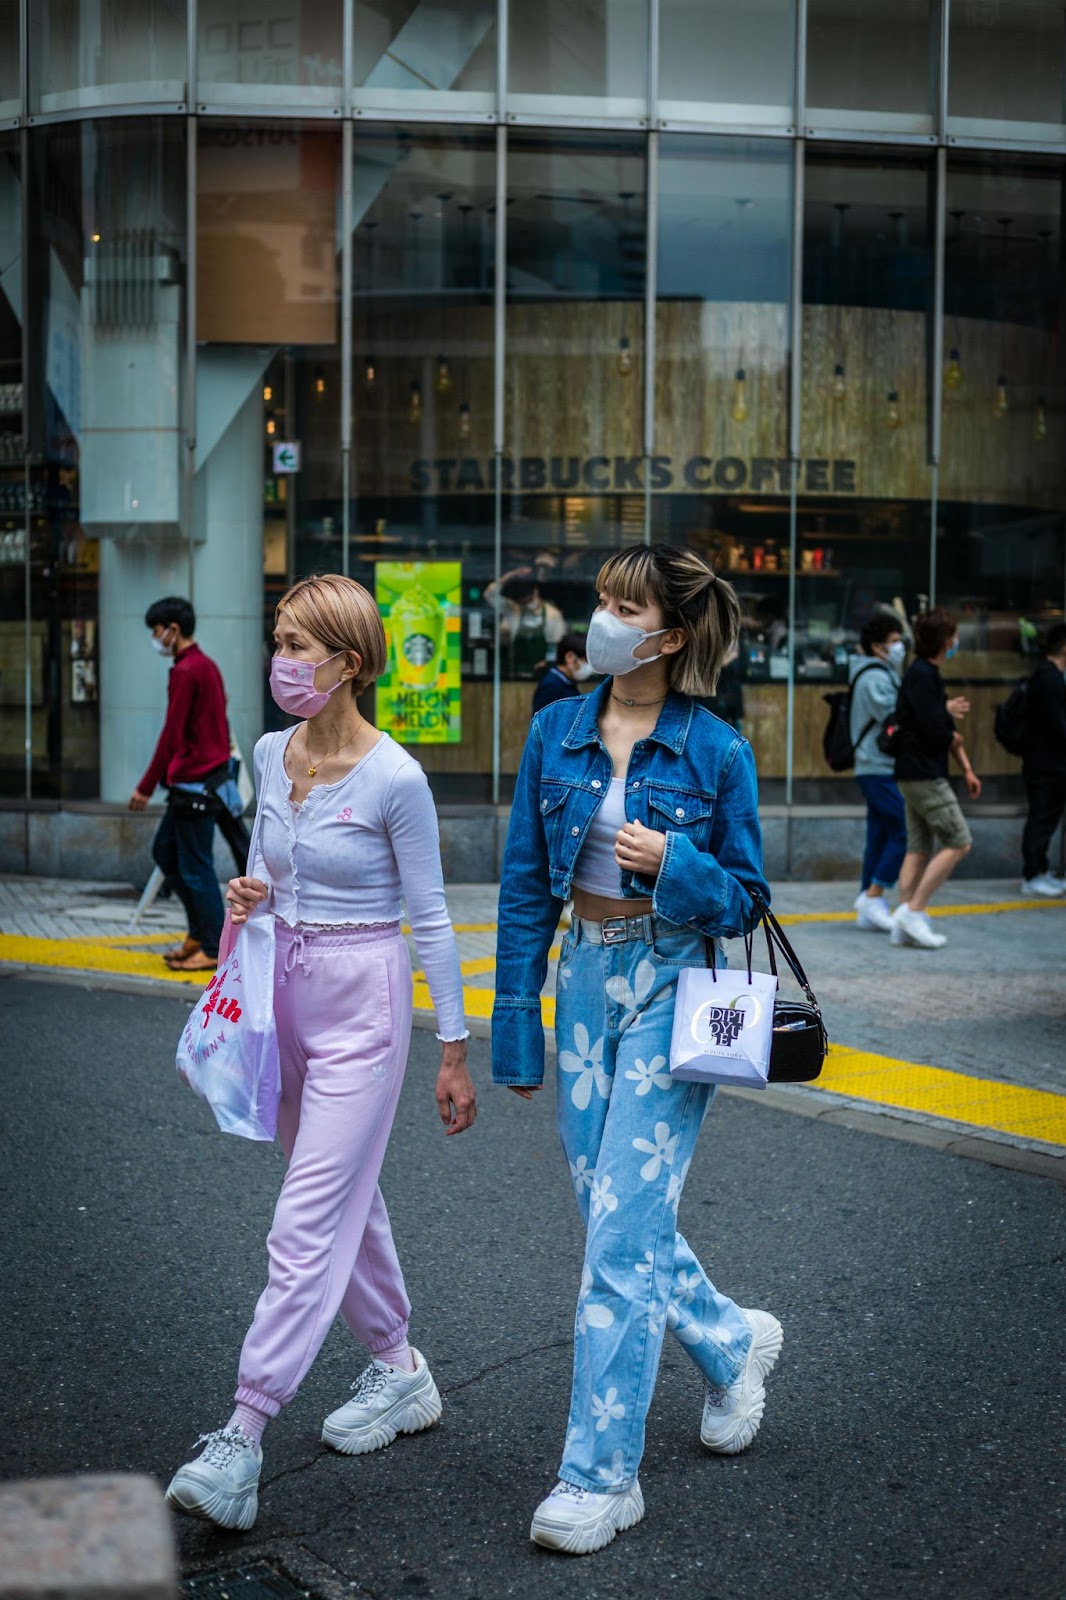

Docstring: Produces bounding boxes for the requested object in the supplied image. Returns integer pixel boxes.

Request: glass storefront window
[0,1,19,115]
[797,149,935,800]
[653,135,793,783]
[352,0,496,113]
[198,1,343,109]
[0,132,25,798]
[659,1,795,129]
[502,131,645,793]
[350,127,496,800]
[806,1,935,134]
[939,155,1066,796]
[29,1,187,114]
[507,1,649,119]
[948,0,1066,142]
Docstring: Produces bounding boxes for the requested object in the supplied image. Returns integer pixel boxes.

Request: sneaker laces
[349,1363,390,1404]
[551,1482,590,1503]
[194,1426,254,1468]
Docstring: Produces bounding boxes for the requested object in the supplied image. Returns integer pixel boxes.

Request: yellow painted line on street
[776,898,1061,926]
[0,934,211,985]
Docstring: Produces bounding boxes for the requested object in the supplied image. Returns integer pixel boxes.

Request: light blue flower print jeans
[554,917,753,1493]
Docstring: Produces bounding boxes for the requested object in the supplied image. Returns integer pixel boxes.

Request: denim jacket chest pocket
[538,779,595,859]
[646,784,716,852]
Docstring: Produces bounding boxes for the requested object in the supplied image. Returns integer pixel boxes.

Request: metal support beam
[341,115,353,577]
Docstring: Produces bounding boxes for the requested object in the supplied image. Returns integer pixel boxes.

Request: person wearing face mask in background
[849,611,909,933]
[891,607,982,950]
[532,630,594,715]
[165,573,475,1533]
[487,569,567,679]
[129,596,232,972]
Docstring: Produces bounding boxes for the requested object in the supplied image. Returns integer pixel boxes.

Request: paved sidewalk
[1,873,1064,1168]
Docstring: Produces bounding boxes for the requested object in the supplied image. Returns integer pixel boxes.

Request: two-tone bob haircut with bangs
[596,543,741,698]
[276,573,388,696]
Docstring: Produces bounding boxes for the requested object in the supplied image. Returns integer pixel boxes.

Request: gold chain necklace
[305,724,361,778]
[611,691,668,708]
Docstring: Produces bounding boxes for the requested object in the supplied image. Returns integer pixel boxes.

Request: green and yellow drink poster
[376,562,462,744]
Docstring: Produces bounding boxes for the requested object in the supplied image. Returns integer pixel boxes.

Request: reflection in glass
[0,2,19,110]
[659,0,794,127]
[948,0,1066,139]
[0,132,24,797]
[806,0,934,131]
[653,136,793,778]
[507,1,648,116]
[939,156,1066,793]
[350,128,496,799]
[795,150,934,796]
[198,0,343,106]
[29,0,187,112]
[352,0,495,110]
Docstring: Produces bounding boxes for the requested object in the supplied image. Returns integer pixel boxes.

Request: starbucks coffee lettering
[409,456,858,495]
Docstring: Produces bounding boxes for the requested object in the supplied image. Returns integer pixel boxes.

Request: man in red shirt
[129,596,232,972]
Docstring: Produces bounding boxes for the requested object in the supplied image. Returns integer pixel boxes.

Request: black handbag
[748,888,828,1084]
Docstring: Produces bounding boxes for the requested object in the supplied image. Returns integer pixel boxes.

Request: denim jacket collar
[561,678,694,754]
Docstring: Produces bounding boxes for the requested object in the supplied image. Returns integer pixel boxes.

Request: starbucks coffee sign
[410,455,859,495]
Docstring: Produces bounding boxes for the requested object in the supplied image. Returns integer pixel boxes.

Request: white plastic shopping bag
[175,907,280,1141]
[668,962,778,1089]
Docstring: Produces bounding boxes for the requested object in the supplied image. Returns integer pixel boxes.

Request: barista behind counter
[485,568,566,678]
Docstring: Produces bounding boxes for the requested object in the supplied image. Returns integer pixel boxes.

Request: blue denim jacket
[491,679,770,1087]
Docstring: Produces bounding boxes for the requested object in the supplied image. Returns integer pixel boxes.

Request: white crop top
[571,776,626,898]
[251,729,467,1041]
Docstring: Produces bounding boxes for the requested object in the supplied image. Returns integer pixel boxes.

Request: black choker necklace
[611,690,668,708]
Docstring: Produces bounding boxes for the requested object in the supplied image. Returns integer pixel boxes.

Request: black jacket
[1023,658,1066,777]
[894,657,956,782]
[531,666,579,716]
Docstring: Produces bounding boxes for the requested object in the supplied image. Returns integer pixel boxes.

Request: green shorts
[897,778,973,855]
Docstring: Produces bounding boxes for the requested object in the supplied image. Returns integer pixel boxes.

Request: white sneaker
[701,1308,783,1454]
[890,905,947,949]
[322,1349,442,1455]
[530,1479,645,1555]
[165,1426,262,1531]
[1021,874,1065,898]
[854,891,895,933]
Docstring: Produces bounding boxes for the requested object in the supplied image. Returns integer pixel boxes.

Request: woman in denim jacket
[493,544,781,1556]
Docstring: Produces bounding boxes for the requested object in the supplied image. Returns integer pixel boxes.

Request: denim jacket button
[541,799,548,812]
[676,807,685,818]
[591,779,601,789]
[571,826,580,835]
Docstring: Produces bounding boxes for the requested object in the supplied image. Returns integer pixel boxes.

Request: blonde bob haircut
[596,543,741,698]
[276,573,387,696]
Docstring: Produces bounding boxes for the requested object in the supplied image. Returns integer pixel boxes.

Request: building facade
[1,2,1064,877]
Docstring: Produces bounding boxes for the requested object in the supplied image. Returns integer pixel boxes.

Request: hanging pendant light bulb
[884,390,901,431]
[408,381,423,426]
[1034,397,1048,442]
[732,367,749,423]
[435,355,453,395]
[313,366,326,397]
[263,383,273,403]
[994,375,1009,416]
[945,348,962,391]
[458,401,471,440]
[265,410,277,437]
[831,363,846,400]
[617,337,633,377]
[364,355,376,389]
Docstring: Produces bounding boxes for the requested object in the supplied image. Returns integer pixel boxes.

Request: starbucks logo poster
[375,562,462,745]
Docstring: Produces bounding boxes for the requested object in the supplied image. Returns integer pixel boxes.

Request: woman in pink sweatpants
[166,574,475,1532]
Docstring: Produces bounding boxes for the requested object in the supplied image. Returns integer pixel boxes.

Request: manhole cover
[182,1563,311,1598]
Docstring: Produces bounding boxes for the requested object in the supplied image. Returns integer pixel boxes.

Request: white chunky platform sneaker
[321,1348,442,1455]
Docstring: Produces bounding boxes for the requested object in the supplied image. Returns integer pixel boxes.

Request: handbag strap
[749,888,821,1010]
[245,734,280,891]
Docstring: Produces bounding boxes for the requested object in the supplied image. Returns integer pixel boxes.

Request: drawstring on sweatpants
[279,928,310,983]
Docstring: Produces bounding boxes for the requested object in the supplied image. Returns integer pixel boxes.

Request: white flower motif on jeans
[589,1173,618,1218]
[624,1054,673,1096]
[634,1249,654,1276]
[632,1120,679,1182]
[591,1386,625,1433]
[569,1153,594,1195]
[596,1449,625,1484]
[558,1023,610,1111]
[673,1268,700,1305]
[557,962,574,991]
[576,1264,614,1335]
[605,958,657,1025]
[666,1156,692,1210]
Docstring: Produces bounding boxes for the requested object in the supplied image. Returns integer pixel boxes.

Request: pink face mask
[269,650,348,719]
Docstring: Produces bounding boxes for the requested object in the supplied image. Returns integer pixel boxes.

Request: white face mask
[886,639,906,670]
[151,628,174,657]
[571,659,596,682]
[585,608,669,679]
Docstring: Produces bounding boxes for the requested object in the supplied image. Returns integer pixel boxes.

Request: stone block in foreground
[0,1474,177,1600]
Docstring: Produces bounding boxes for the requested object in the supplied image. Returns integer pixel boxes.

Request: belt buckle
[601,916,628,945]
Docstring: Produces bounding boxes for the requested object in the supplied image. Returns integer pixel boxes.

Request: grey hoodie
[848,653,901,777]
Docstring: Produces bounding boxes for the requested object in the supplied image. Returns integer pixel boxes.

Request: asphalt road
[2,973,1063,1600]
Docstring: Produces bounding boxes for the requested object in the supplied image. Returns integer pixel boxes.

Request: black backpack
[822,662,891,773]
[994,678,1030,757]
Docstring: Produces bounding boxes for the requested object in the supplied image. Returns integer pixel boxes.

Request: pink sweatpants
[235,921,414,1418]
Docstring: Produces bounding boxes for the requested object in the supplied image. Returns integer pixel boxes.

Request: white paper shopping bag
[668,964,778,1089]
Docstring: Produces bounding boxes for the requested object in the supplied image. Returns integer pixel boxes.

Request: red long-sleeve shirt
[138,643,231,797]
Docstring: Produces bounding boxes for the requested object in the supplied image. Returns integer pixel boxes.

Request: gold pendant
[307,765,317,777]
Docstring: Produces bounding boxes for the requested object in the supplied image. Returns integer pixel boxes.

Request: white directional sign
[273,440,301,474]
